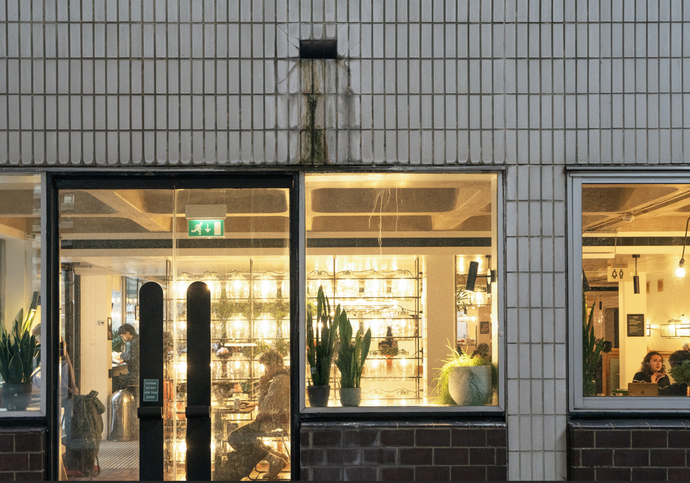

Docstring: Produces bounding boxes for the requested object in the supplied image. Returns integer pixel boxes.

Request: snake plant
[335,309,372,389]
[306,286,338,386]
[0,294,40,385]
[582,298,604,397]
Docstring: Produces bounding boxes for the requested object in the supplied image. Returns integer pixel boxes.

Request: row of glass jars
[176,272,289,300]
[308,270,417,298]
[211,315,290,340]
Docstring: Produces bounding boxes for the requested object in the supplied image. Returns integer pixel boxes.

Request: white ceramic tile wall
[3,0,689,480]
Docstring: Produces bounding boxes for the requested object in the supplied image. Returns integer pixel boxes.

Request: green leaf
[360,328,372,368]
[8,354,25,383]
[307,285,338,387]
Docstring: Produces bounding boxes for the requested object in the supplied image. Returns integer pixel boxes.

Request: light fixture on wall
[661,317,690,338]
[632,254,640,294]
[466,256,496,292]
[676,216,690,277]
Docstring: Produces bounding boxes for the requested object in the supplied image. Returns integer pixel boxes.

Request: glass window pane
[58,186,292,481]
[0,174,43,414]
[582,183,690,398]
[305,173,499,409]
[59,188,174,480]
[171,188,290,481]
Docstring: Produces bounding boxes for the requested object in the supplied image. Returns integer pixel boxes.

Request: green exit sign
[188,219,224,237]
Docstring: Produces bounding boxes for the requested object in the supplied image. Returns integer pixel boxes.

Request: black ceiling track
[62,237,492,250]
[583,236,688,247]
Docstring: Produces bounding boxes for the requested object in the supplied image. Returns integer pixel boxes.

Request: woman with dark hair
[632,351,670,388]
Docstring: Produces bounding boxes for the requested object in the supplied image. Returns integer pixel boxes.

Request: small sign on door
[143,379,159,402]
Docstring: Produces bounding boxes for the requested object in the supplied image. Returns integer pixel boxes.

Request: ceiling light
[676,262,685,278]
[633,254,640,295]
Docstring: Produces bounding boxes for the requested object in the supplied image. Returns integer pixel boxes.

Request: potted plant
[582,298,604,397]
[669,360,690,395]
[335,309,372,407]
[378,326,398,370]
[306,286,338,407]
[0,298,40,411]
[434,344,497,406]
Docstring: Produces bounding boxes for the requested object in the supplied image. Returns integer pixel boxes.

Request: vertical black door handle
[185,281,212,481]
[138,282,164,481]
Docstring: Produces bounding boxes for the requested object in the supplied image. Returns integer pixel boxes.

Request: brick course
[301,422,507,481]
[0,427,45,481]
[569,420,690,481]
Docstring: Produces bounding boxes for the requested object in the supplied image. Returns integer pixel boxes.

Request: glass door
[57,178,292,481]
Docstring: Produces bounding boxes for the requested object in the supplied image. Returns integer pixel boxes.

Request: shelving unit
[307,256,424,406]
[161,258,290,481]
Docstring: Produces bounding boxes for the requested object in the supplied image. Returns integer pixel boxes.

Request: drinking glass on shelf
[255,313,277,339]
[254,275,278,299]
[228,272,250,299]
[336,272,359,297]
[228,315,249,339]
[364,274,387,297]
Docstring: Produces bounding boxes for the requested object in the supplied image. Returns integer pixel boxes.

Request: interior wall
[618,272,647,387]
[79,274,115,438]
[2,237,31,327]
[424,255,456,398]
[645,271,690,353]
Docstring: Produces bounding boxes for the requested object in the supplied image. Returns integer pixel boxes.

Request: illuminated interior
[0,172,500,480]
[305,173,499,407]
[582,183,690,397]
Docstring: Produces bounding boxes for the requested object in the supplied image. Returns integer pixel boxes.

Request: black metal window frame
[298,169,506,421]
[45,170,298,480]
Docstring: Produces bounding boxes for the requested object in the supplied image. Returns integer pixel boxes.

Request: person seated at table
[112,324,139,394]
[215,349,289,480]
[659,350,690,396]
[632,351,670,388]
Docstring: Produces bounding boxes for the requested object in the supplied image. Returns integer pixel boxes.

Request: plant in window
[306,286,338,407]
[0,293,40,411]
[582,299,604,397]
[433,344,497,406]
[456,288,472,312]
[669,361,690,387]
[378,325,398,369]
[112,334,124,353]
[335,308,372,407]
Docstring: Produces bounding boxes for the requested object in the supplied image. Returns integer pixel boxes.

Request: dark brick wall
[0,427,45,481]
[300,421,507,481]
[569,420,690,481]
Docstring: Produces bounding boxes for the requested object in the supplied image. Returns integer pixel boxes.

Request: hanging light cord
[681,216,690,266]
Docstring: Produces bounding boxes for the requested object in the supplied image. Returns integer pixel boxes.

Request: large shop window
[571,174,690,411]
[57,182,292,480]
[0,173,45,415]
[302,173,502,411]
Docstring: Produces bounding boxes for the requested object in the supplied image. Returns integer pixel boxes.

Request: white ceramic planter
[448,365,492,406]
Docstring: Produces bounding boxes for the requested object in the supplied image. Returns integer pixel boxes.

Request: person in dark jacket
[659,350,690,396]
[215,349,289,481]
[114,324,139,392]
[632,351,670,388]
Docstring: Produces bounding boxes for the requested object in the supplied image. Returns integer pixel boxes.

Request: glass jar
[227,315,249,340]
